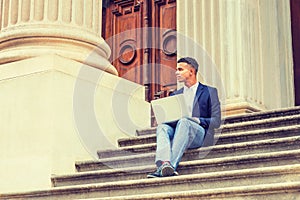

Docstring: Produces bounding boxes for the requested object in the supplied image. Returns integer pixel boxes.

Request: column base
[223,100,266,116]
[0,24,118,75]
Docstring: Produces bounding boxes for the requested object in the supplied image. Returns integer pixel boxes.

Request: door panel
[102,0,177,101]
[104,0,144,84]
[152,0,177,99]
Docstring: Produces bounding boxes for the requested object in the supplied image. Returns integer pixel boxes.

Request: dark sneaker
[147,169,162,178]
[161,162,175,177]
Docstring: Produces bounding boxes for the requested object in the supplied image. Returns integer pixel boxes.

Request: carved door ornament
[162,29,177,56]
[119,40,137,65]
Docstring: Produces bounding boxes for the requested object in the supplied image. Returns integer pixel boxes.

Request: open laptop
[151,94,190,124]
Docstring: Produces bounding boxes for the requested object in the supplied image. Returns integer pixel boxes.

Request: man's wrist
[193,117,201,124]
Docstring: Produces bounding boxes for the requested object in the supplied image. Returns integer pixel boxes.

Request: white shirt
[183,82,199,117]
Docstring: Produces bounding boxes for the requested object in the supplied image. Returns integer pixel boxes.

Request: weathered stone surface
[52,149,300,187]
[1,107,300,199]
[2,164,300,199]
[119,125,300,147]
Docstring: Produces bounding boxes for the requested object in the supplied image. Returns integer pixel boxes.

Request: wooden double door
[291,0,300,106]
[102,0,177,101]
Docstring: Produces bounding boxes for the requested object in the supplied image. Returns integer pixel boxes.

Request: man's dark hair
[177,57,199,73]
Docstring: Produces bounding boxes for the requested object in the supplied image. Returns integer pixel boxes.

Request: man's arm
[199,88,221,129]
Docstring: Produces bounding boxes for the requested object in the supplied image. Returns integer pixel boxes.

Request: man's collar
[184,82,199,91]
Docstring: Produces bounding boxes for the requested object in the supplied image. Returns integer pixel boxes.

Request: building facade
[0,0,298,193]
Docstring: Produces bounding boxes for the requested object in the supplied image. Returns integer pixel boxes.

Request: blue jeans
[155,118,206,170]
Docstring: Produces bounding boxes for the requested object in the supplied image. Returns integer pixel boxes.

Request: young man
[147,57,221,178]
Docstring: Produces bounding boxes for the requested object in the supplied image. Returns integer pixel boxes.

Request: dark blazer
[171,82,221,147]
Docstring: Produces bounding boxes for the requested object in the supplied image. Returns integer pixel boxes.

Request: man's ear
[190,68,195,75]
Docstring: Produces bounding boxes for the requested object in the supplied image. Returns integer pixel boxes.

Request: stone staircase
[2,107,300,199]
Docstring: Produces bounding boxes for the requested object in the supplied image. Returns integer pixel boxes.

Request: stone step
[52,149,300,187]
[118,124,300,147]
[3,164,300,199]
[76,136,300,172]
[136,114,300,137]
[220,114,300,133]
[223,106,300,124]
[83,182,300,200]
[136,106,300,136]
[98,133,300,160]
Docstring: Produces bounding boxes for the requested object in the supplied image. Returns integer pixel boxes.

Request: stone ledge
[223,106,300,124]
[3,164,300,199]
[88,181,300,200]
[136,110,300,136]
[52,149,300,187]
[75,136,300,172]
[96,135,300,159]
[118,124,300,147]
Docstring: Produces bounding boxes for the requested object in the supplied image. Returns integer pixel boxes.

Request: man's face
[176,62,194,83]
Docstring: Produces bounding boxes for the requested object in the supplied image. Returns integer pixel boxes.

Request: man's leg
[170,118,205,169]
[155,123,175,167]
[147,123,175,178]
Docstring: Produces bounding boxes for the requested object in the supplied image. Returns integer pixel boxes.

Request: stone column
[0,0,117,75]
[177,0,294,115]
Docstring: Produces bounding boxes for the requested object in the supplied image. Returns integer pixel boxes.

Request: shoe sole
[147,174,160,178]
[161,165,175,177]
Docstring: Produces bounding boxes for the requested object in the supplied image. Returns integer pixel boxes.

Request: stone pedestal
[0,0,150,193]
[177,0,294,116]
